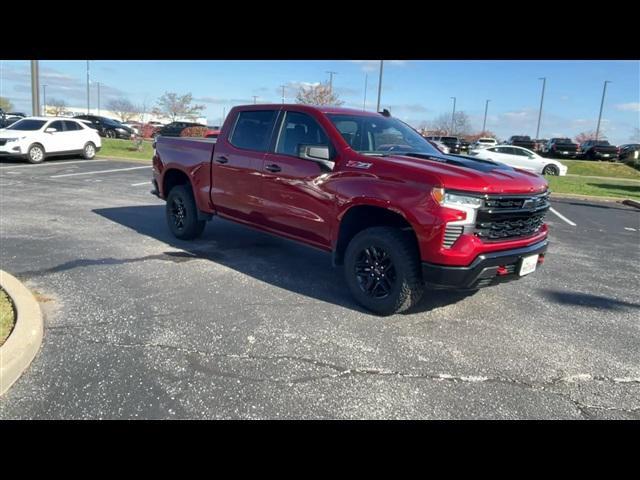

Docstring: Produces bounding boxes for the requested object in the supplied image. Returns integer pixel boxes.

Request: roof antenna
[380,109,391,117]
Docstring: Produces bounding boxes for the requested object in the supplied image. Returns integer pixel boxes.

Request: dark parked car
[74,115,135,139]
[153,121,206,138]
[0,109,26,129]
[459,139,471,152]
[507,135,536,150]
[618,144,640,161]
[543,138,580,158]
[579,140,619,161]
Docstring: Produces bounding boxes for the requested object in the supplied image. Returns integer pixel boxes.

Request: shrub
[140,123,159,139]
[180,126,208,138]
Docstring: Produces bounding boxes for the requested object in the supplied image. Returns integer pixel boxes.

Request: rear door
[210,109,279,223]
[259,110,335,248]
[62,120,86,150]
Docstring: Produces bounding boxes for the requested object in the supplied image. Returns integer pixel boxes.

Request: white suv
[0,117,102,164]
[470,137,498,152]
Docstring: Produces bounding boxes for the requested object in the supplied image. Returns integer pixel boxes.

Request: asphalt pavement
[0,157,638,419]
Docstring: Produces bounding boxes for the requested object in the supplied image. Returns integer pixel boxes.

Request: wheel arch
[333,203,420,266]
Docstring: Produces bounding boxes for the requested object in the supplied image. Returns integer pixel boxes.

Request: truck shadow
[93,205,476,316]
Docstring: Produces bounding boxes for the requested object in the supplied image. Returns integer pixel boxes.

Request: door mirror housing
[45,127,57,133]
[298,144,334,170]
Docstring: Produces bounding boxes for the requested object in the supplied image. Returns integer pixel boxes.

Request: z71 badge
[346,161,372,169]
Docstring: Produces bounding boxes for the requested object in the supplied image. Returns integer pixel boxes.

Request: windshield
[327,114,439,156]
[6,119,47,131]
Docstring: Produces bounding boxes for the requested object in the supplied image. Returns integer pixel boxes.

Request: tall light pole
[482,99,490,132]
[30,60,40,117]
[252,95,258,104]
[86,60,90,114]
[376,60,384,112]
[97,82,101,116]
[42,84,48,116]
[326,71,338,94]
[222,106,226,125]
[595,80,612,141]
[535,77,546,139]
[363,73,368,111]
[280,85,286,104]
[450,97,457,135]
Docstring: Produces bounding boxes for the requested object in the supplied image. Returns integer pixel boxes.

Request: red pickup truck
[152,105,550,315]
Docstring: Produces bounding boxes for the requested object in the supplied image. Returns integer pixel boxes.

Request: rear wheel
[543,164,560,175]
[82,142,96,159]
[344,227,424,316]
[26,144,45,164]
[105,129,116,139]
[165,184,206,240]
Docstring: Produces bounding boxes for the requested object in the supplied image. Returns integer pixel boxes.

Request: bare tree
[0,96,14,112]
[429,111,472,136]
[295,82,344,106]
[46,98,68,116]
[107,98,137,122]
[153,92,205,122]
[575,131,607,144]
[466,130,498,142]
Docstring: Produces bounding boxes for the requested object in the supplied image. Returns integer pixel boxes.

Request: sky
[1,60,638,144]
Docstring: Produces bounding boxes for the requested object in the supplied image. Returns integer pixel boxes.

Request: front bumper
[422,239,548,289]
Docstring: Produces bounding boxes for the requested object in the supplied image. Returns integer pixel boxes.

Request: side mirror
[45,127,57,133]
[298,144,334,170]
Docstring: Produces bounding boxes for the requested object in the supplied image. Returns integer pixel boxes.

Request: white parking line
[50,166,151,178]
[549,207,577,226]
[0,159,108,170]
[131,182,150,186]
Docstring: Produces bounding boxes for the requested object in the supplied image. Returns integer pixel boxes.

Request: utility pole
[376,60,384,112]
[42,84,48,116]
[252,96,258,104]
[326,71,338,94]
[30,60,40,117]
[280,85,286,104]
[86,60,90,114]
[450,97,457,135]
[482,99,490,132]
[535,77,546,139]
[97,82,101,116]
[222,106,226,125]
[595,80,612,141]
[363,73,368,111]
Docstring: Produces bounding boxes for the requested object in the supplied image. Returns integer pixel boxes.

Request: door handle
[215,156,229,164]
[265,164,281,173]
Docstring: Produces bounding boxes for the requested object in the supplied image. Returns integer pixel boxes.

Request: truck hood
[377,152,548,195]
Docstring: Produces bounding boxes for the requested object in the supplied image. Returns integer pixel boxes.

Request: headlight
[432,188,483,225]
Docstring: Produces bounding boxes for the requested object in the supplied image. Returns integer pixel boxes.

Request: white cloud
[349,60,408,72]
[615,102,640,112]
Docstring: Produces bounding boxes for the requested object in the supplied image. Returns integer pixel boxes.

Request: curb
[0,270,43,396]
[622,199,640,210]
[549,192,632,203]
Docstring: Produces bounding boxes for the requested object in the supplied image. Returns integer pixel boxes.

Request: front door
[259,110,335,248]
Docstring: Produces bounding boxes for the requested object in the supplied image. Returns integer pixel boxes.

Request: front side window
[327,114,439,156]
[275,111,330,156]
[6,119,47,131]
[229,110,277,152]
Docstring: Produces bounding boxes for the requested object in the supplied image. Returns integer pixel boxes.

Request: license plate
[562,151,568,154]
[519,255,539,276]
[603,154,609,157]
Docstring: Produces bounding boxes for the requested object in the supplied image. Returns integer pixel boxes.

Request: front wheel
[165,184,206,240]
[543,164,560,175]
[344,226,424,316]
[26,144,45,164]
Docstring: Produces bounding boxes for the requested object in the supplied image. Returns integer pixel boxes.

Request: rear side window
[63,121,81,131]
[230,110,277,152]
